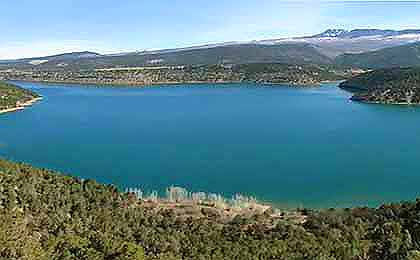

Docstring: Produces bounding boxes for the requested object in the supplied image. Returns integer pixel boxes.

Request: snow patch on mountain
[28,60,49,65]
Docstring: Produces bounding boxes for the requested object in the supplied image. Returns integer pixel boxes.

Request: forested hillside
[335,43,420,69]
[1,159,420,259]
[0,44,333,71]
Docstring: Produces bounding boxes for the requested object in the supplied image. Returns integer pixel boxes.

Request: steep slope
[335,42,420,69]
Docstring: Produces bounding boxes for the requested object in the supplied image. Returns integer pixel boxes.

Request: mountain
[256,29,420,57]
[310,29,349,38]
[335,42,420,69]
[311,29,420,39]
[1,29,420,70]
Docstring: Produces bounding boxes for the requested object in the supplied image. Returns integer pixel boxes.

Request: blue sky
[1,0,420,59]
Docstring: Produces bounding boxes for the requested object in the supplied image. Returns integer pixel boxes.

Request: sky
[1,0,420,59]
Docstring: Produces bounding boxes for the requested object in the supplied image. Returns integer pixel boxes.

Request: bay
[1,81,420,208]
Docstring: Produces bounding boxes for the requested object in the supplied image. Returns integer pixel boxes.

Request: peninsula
[0,81,41,114]
[339,67,420,104]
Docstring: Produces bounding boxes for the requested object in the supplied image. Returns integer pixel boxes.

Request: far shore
[7,78,333,88]
[0,96,43,115]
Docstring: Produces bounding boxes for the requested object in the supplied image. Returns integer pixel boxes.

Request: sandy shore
[0,97,43,115]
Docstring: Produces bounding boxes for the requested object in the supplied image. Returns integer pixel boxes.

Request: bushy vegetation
[233,63,347,84]
[1,63,350,86]
[339,67,420,104]
[0,81,39,111]
[2,159,420,259]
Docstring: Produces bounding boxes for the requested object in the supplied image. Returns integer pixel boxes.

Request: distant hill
[339,67,420,104]
[5,51,101,64]
[0,44,333,71]
[93,43,333,66]
[335,42,420,69]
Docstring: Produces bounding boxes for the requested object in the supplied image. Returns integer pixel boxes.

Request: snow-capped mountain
[305,29,420,39]
[111,29,420,59]
[255,29,420,57]
[311,29,348,38]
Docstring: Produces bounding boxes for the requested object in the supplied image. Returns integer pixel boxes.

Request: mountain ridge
[1,29,420,70]
[310,28,420,39]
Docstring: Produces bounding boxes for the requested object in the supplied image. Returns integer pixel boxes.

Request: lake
[1,81,420,208]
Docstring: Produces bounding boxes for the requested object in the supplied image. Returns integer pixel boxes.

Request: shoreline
[350,96,420,106]
[341,85,420,106]
[0,96,43,115]
[7,78,330,88]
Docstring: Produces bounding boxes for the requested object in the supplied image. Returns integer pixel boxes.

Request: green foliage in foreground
[0,81,39,110]
[2,159,420,259]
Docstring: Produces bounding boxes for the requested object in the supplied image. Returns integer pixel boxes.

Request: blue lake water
[1,81,420,208]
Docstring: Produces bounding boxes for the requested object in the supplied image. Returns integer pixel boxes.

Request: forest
[1,159,420,259]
